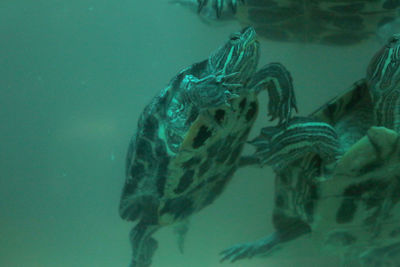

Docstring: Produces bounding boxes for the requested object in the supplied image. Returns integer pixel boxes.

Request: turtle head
[367,33,400,96]
[208,27,259,83]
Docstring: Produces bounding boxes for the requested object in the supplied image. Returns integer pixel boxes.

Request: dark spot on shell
[239,98,247,113]
[156,157,170,196]
[198,158,212,177]
[246,101,257,121]
[214,109,225,124]
[142,115,159,141]
[192,125,212,148]
[182,157,201,169]
[336,199,357,224]
[174,170,195,194]
[160,197,194,220]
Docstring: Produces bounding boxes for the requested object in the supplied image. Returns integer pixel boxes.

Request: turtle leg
[220,213,311,262]
[374,89,400,132]
[249,62,298,124]
[173,218,190,253]
[128,221,160,267]
[249,116,340,170]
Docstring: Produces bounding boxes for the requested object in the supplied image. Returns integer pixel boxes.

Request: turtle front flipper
[249,117,340,170]
[220,215,311,263]
[249,63,297,124]
[129,222,160,267]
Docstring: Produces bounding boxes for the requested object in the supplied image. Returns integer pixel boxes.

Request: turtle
[172,0,400,45]
[218,33,400,266]
[118,26,298,267]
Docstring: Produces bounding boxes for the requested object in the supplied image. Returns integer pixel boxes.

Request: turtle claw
[220,243,257,263]
[220,234,280,263]
[197,0,209,13]
[214,0,224,18]
[197,0,241,17]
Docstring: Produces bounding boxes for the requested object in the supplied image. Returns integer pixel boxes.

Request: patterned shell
[270,80,400,264]
[194,0,400,45]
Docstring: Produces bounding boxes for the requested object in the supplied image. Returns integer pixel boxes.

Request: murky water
[0,1,390,266]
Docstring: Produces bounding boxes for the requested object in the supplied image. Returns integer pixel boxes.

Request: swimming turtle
[173,0,400,45]
[118,27,297,267]
[219,34,400,266]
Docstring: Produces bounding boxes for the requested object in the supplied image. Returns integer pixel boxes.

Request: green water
[0,1,387,266]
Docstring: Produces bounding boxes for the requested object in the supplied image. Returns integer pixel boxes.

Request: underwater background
[0,0,387,266]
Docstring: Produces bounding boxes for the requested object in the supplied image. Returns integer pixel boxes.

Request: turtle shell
[234,0,400,45]
[270,80,400,264]
[119,59,259,225]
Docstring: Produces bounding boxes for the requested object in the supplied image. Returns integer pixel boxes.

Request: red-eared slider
[173,0,400,45]
[119,27,297,267]
[220,34,400,266]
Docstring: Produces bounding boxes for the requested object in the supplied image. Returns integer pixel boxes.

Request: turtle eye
[230,34,240,41]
